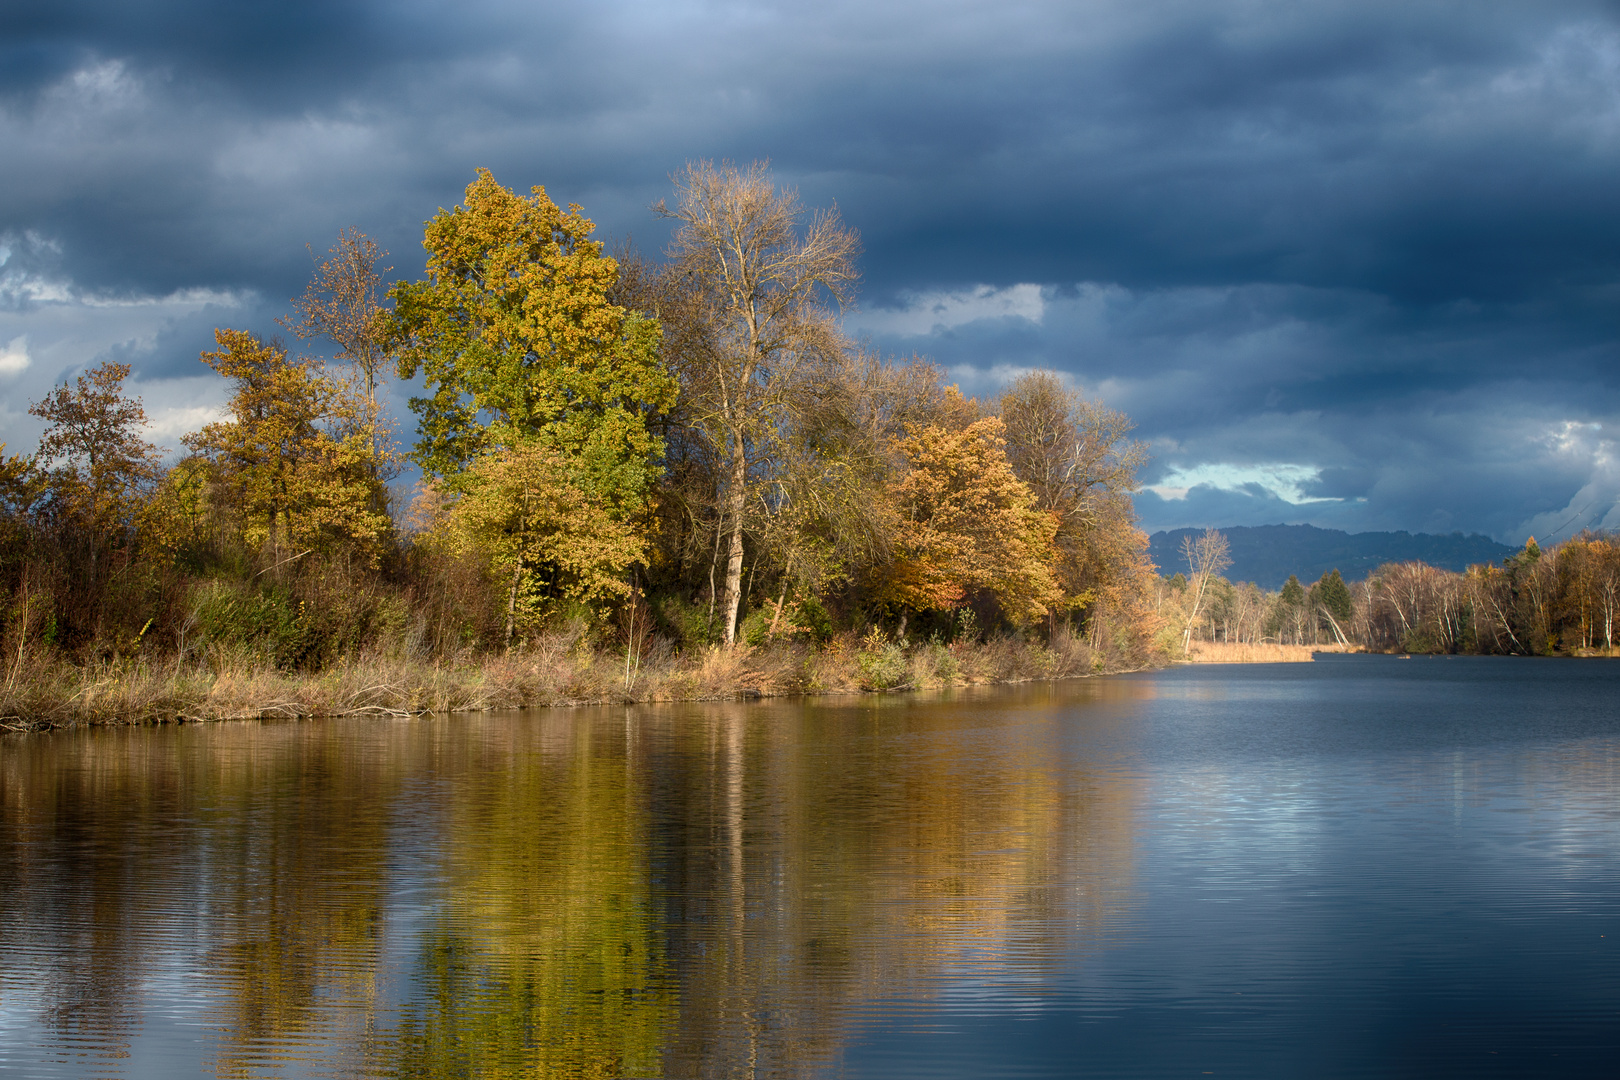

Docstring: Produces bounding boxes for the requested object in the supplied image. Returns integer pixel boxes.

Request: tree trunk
[505,561,522,651]
[766,578,789,643]
[720,433,748,646]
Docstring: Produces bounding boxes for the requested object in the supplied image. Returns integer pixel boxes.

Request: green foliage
[652,593,716,651]
[1279,574,1305,607]
[737,595,833,645]
[796,596,834,643]
[1314,568,1353,619]
[192,580,298,658]
[1401,627,1439,654]
[739,606,775,647]
[190,576,398,671]
[390,169,676,511]
[923,638,959,683]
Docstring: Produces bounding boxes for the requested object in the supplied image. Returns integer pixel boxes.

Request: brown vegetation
[0,625,1122,731]
[1185,641,1335,663]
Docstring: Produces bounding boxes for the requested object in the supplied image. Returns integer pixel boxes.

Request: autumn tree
[999,370,1151,638]
[185,329,389,566]
[28,361,163,580]
[435,441,645,646]
[0,445,40,604]
[874,410,1060,634]
[390,169,674,516]
[656,160,860,645]
[742,351,952,635]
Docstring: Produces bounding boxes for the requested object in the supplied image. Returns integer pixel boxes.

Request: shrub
[856,629,908,690]
[654,594,716,651]
[739,606,774,647]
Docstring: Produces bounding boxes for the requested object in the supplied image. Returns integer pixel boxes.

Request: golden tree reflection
[0,679,1149,1079]
[386,717,678,1079]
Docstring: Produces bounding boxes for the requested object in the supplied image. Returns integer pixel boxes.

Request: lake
[1,655,1617,1078]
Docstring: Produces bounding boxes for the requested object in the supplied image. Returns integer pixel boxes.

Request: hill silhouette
[1147,524,1516,590]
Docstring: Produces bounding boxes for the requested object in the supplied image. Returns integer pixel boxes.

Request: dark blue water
[1,655,1617,1078]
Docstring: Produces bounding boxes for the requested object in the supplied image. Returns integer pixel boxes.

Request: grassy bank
[0,627,1129,731]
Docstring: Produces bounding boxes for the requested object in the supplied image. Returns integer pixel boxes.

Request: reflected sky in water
[1,656,1617,1078]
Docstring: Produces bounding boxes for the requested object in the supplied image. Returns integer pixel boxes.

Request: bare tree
[999,370,1149,638]
[1000,371,1146,522]
[1179,528,1231,653]
[282,229,399,489]
[656,161,860,645]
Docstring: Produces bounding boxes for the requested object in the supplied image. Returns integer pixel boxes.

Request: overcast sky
[3,0,1618,543]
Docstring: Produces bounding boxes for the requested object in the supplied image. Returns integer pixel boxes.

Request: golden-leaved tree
[185,329,389,567]
[390,170,677,641]
[876,407,1061,632]
[431,441,646,644]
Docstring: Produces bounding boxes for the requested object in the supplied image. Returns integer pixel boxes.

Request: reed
[0,628,1137,730]
[1183,641,1362,664]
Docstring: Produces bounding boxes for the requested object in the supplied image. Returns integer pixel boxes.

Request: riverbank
[1183,641,1363,663]
[0,628,1137,730]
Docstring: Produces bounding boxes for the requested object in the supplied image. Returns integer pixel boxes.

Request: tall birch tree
[656,161,860,645]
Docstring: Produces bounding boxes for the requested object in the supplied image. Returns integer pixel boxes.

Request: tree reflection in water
[0,681,1145,1079]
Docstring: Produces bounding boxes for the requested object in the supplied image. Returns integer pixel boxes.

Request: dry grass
[1183,641,1363,664]
[0,626,1142,731]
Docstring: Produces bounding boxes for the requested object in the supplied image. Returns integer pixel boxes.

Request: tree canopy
[391,168,675,516]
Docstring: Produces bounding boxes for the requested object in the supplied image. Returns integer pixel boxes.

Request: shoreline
[0,632,1147,732]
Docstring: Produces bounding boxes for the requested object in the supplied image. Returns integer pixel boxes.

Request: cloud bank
[2,0,1617,541]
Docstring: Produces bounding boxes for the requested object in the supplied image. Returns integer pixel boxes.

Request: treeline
[1168,529,1620,656]
[0,163,1162,720]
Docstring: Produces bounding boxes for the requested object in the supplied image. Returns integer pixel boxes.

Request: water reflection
[0,681,1145,1078]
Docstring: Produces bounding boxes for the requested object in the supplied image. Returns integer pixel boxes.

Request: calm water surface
[1,655,1617,1078]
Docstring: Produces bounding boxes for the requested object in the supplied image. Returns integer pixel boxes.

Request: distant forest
[1148,524,1514,591]
[1164,529,1620,656]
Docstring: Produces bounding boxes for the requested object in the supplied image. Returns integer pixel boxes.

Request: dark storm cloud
[2,0,1618,541]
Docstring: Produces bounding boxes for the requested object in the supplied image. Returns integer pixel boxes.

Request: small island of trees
[0,163,1162,727]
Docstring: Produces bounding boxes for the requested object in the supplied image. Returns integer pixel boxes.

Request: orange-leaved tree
[876,409,1060,633]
